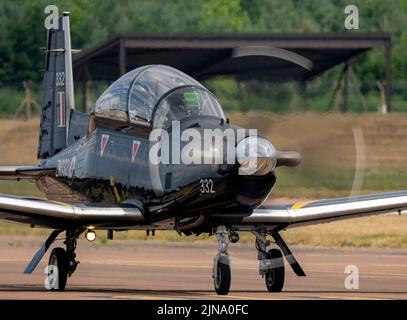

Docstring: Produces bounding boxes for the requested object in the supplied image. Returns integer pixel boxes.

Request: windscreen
[153,86,226,129]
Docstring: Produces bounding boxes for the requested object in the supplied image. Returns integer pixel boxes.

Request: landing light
[229,232,240,243]
[85,230,96,242]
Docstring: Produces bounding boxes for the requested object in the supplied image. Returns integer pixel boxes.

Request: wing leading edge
[0,193,144,228]
[243,190,407,228]
[1,184,406,230]
[0,166,56,180]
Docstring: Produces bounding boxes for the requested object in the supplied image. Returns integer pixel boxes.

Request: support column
[238,80,248,113]
[119,38,127,76]
[385,43,392,112]
[342,63,349,113]
[24,80,32,119]
[82,80,92,113]
[299,81,308,111]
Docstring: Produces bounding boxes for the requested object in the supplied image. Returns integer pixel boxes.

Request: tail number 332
[200,179,215,194]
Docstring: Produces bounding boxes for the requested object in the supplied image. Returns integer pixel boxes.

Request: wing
[0,165,56,180]
[0,193,144,228]
[238,190,407,229]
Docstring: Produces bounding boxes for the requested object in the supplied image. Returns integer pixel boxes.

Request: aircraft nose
[236,136,277,176]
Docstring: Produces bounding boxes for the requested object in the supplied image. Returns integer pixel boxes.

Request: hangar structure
[72,33,392,112]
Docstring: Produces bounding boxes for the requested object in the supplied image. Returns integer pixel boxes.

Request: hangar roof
[73,33,391,82]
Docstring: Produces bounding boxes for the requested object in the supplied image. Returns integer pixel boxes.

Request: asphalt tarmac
[0,235,406,300]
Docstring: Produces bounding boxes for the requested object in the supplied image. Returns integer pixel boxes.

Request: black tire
[47,247,68,291]
[214,262,231,295]
[265,248,285,292]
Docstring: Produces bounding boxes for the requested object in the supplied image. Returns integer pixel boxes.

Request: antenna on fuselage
[62,12,75,143]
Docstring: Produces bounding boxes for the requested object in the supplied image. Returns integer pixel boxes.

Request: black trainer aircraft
[1,12,407,295]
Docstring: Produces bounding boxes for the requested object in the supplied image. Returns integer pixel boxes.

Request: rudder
[38,12,74,159]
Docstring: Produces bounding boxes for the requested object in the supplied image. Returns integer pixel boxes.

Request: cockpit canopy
[92,65,225,127]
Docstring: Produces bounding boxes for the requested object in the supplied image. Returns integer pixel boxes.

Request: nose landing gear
[213,225,231,295]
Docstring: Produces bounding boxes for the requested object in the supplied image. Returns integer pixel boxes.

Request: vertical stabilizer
[38,12,75,159]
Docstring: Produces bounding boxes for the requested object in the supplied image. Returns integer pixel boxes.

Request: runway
[0,235,406,300]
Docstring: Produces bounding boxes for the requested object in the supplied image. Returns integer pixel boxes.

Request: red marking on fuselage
[100,134,110,157]
[132,140,141,163]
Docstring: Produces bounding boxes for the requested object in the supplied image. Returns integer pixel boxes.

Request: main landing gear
[253,229,306,292]
[48,247,68,291]
[47,229,83,291]
[212,226,306,295]
[24,228,84,291]
[253,230,285,292]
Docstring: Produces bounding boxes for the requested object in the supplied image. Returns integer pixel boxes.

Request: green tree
[198,0,249,32]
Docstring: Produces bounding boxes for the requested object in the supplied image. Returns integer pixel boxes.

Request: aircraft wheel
[265,248,285,292]
[47,247,68,291]
[214,261,231,295]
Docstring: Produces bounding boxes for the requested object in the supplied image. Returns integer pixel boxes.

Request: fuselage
[36,65,277,223]
[36,115,276,222]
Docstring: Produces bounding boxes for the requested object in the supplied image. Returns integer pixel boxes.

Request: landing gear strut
[213,225,231,295]
[253,229,285,292]
[253,229,306,293]
[47,228,83,291]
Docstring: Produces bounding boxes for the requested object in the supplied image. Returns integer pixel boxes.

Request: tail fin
[38,12,75,159]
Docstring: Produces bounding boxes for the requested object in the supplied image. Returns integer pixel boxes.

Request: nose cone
[236,136,277,176]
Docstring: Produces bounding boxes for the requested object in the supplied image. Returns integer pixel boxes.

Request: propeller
[276,150,302,168]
